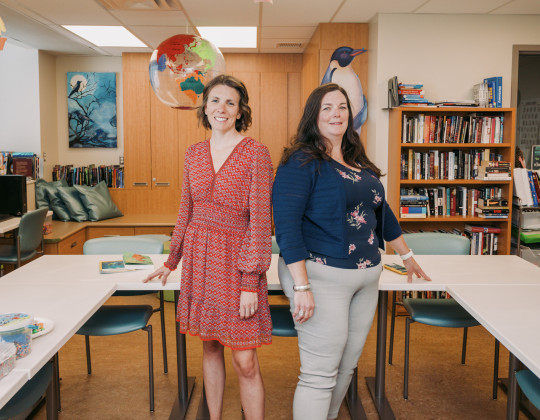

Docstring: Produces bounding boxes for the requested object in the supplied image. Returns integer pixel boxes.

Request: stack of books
[400,194,428,218]
[477,161,511,180]
[484,77,502,108]
[475,198,509,219]
[464,224,501,255]
[398,83,431,106]
[513,168,540,206]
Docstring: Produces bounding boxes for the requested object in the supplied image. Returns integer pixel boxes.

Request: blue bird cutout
[68,80,82,98]
[321,46,367,135]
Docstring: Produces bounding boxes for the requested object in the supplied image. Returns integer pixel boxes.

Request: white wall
[55,56,123,167]
[0,40,41,154]
[370,14,540,188]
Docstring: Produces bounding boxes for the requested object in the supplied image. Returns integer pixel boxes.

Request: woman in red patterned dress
[144,75,273,419]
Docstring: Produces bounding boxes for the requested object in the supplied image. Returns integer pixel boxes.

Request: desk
[0,281,116,413]
[368,254,540,420]
[448,284,540,420]
[0,217,20,235]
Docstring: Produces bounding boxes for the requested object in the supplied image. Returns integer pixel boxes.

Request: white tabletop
[0,217,21,235]
[0,281,115,379]
[448,284,540,380]
[0,370,27,410]
[378,254,540,291]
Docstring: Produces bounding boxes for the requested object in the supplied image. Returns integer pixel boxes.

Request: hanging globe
[149,34,226,110]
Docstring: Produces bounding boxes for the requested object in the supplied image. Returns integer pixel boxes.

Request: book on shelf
[52,164,124,188]
[123,252,154,270]
[483,77,502,108]
[513,168,540,207]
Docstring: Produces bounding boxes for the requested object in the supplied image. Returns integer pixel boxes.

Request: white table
[0,281,115,414]
[366,254,540,420]
[448,284,540,420]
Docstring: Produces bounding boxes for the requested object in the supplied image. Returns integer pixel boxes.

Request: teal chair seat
[516,370,540,410]
[269,305,297,337]
[77,305,153,336]
[0,246,38,262]
[403,298,480,328]
[0,363,53,420]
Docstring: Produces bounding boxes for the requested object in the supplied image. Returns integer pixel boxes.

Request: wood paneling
[134,226,174,236]
[150,93,179,190]
[86,227,135,239]
[261,72,288,167]
[287,72,302,144]
[232,71,261,141]
[123,70,151,189]
[177,109,207,190]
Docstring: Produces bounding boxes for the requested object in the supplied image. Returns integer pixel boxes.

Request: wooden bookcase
[387,106,516,255]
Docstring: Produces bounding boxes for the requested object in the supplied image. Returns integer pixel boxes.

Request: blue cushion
[516,370,540,410]
[270,305,297,337]
[403,298,480,328]
[77,305,153,336]
[0,363,53,419]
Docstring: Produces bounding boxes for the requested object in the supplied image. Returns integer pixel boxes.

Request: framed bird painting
[67,72,117,148]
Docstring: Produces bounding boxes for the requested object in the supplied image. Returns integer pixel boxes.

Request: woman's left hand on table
[239,291,258,319]
[403,257,431,283]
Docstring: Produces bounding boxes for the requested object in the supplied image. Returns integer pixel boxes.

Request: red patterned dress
[165,137,273,349]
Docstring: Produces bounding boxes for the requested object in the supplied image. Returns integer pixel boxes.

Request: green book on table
[122,252,154,270]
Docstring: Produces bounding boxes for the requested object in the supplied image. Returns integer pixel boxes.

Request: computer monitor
[0,175,27,216]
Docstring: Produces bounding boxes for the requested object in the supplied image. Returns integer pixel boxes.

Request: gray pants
[278,258,381,420]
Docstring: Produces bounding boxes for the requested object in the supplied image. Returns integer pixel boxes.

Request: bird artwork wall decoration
[321,46,367,136]
[67,72,117,148]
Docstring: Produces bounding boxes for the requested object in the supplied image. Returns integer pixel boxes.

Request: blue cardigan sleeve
[272,155,313,265]
[382,200,402,242]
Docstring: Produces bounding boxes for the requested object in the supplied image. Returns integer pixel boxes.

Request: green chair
[77,236,165,412]
[0,362,54,420]
[388,232,497,399]
[515,369,540,410]
[0,207,48,275]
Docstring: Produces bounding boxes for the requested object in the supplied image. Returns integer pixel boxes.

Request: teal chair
[515,369,540,410]
[388,233,497,399]
[77,236,165,412]
[269,236,296,337]
[0,363,54,420]
[0,207,48,275]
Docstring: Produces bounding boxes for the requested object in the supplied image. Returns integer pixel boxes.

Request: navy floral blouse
[308,160,384,269]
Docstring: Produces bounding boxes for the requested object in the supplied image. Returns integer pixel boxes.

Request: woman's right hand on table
[293,290,314,324]
[143,265,172,286]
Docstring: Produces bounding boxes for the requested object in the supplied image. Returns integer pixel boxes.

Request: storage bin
[0,342,16,379]
[0,313,33,359]
[519,245,540,267]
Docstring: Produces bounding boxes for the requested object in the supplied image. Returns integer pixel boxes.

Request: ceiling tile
[129,26,197,49]
[110,10,187,25]
[15,0,118,25]
[333,0,425,22]
[260,26,316,38]
[415,0,510,14]
[490,0,540,14]
[181,0,259,26]
[262,0,339,26]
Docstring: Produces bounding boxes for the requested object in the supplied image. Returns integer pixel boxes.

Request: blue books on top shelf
[483,77,502,108]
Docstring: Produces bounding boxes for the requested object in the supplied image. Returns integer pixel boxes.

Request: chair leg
[404,317,413,400]
[54,353,61,411]
[85,336,92,374]
[159,293,168,374]
[389,291,397,365]
[493,339,500,400]
[461,327,468,365]
[143,325,155,412]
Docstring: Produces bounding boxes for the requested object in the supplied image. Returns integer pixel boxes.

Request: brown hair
[280,83,382,177]
[197,74,252,132]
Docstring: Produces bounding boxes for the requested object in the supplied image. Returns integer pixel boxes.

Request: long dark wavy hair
[280,83,382,177]
[197,74,252,133]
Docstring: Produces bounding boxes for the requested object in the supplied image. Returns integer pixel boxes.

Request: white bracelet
[400,250,414,261]
[293,284,312,292]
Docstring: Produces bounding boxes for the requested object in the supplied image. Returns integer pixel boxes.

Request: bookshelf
[387,107,516,255]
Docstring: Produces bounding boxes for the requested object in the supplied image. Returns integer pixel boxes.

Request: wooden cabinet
[387,107,516,255]
[47,229,86,255]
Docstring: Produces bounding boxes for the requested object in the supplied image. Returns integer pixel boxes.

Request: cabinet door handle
[70,241,77,248]
[132,182,148,186]
[155,182,170,187]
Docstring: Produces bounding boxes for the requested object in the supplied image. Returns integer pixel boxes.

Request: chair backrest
[271,236,280,254]
[18,208,48,253]
[83,236,164,255]
[402,232,470,255]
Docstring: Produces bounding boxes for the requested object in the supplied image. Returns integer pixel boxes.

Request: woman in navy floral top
[273,83,430,420]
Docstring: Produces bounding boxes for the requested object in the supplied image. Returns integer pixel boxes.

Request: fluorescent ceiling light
[197,27,257,48]
[62,25,146,47]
